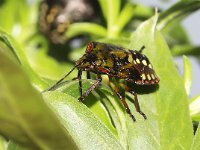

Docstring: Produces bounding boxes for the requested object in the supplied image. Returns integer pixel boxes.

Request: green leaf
[183,55,192,96]
[0,48,78,150]
[158,1,200,30]
[116,3,135,35]
[0,29,48,90]
[0,0,38,41]
[7,141,26,150]
[25,43,73,80]
[0,0,19,33]
[46,74,142,148]
[101,91,128,148]
[43,91,124,150]
[99,0,120,28]
[98,0,121,37]
[107,0,121,28]
[46,79,117,134]
[127,13,193,149]
[161,24,191,48]
[98,0,108,22]
[190,94,200,121]
[0,136,7,150]
[191,123,200,150]
[65,23,107,39]
[134,5,154,18]
[172,45,200,56]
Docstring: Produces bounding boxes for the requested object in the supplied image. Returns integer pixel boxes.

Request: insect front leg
[73,71,90,81]
[78,70,83,98]
[86,71,91,79]
[125,86,147,120]
[109,79,136,122]
[78,74,102,101]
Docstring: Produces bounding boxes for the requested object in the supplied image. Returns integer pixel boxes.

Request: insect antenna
[44,65,78,92]
[139,46,145,53]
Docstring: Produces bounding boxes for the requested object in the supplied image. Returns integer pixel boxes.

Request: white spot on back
[147,74,151,80]
[151,74,155,80]
[142,60,147,66]
[141,74,146,80]
[149,64,153,69]
[136,58,140,64]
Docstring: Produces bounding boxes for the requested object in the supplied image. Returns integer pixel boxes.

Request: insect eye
[85,42,93,53]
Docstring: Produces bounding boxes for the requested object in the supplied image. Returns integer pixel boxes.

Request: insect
[38,0,97,44]
[47,42,160,121]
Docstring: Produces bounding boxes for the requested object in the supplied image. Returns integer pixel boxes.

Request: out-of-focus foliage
[0,0,200,149]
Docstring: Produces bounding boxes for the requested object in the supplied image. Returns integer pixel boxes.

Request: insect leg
[109,80,136,121]
[87,71,91,79]
[78,74,102,101]
[125,87,147,120]
[139,46,145,53]
[78,70,83,98]
[72,77,78,80]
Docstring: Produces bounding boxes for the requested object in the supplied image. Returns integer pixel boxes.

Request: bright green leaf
[65,23,107,39]
[0,0,19,33]
[7,141,26,150]
[158,1,200,30]
[190,94,200,121]
[26,45,73,80]
[172,45,200,56]
[117,3,136,35]
[0,0,38,41]
[191,123,200,150]
[127,13,193,149]
[101,0,121,37]
[162,24,191,48]
[102,92,128,148]
[0,29,48,90]
[183,55,192,96]
[43,91,124,150]
[0,136,6,150]
[105,0,121,28]
[0,48,78,150]
[134,5,154,18]
[98,0,108,22]
[47,79,117,134]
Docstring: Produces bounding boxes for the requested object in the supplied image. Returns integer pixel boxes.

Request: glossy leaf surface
[0,48,78,150]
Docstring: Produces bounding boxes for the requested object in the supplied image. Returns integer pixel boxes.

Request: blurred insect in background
[47,42,160,121]
[38,0,99,44]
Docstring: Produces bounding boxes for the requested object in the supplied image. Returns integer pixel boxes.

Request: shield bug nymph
[47,42,160,121]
